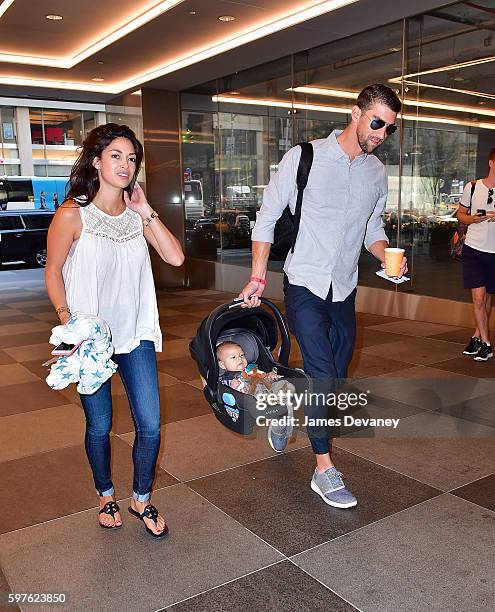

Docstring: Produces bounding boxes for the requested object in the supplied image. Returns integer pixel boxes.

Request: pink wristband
[250,276,266,286]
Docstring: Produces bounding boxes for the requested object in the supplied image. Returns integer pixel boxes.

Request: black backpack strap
[468,180,476,214]
[291,142,314,253]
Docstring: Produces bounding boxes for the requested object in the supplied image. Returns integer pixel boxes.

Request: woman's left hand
[123,183,152,218]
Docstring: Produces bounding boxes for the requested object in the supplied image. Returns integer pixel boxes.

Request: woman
[45,123,184,537]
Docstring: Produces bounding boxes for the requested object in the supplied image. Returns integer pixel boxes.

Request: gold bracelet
[55,306,71,317]
[143,210,159,226]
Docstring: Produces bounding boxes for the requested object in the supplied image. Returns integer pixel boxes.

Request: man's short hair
[356,84,402,114]
[489,148,495,162]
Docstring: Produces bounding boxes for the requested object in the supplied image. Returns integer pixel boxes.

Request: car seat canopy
[216,330,259,373]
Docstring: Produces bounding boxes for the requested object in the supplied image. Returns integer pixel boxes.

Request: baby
[216,341,295,452]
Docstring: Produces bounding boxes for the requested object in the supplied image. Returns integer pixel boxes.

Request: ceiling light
[0,1,186,68]
[91,77,104,82]
[45,14,63,20]
[290,85,495,119]
[189,10,197,15]
[97,60,104,65]
[218,15,236,22]
[212,94,495,131]
[389,54,495,82]
[0,0,359,93]
[0,0,15,19]
[390,80,495,102]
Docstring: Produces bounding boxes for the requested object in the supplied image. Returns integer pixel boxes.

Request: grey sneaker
[267,395,294,453]
[311,467,357,508]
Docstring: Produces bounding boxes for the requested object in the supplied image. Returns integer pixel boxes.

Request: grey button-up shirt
[251,130,389,301]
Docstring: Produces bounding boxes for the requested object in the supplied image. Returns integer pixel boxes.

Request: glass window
[0,215,23,230]
[30,109,44,144]
[43,110,82,145]
[23,214,53,229]
[7,179,33,202]
[0,107,17,143]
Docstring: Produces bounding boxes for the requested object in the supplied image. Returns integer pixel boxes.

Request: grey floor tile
[361,337,464,366]
[348,351,411,378]
[0,364,40,386]
[0,321,51,337]
[433,356,495,379]
[451,473,495,512]
[0,380,69,417]
[352,372,495,417]
[335,423,495,490]
[124,413,309,481]
[0,404,86,462]
[166,560,357,611]
[0,330,51,349]
[0,438,177,534]
[188,447,440,556]
[157,338,194,360]
[292,494,495,612]
[368,320,465,337]
[354,328,405,349]
[157,355,199,381]
[355,313,403,327]
[0,566,19,612]
[0,485,282,612]
[112,382,210,434]
[0,349,14,365]
[427,328,472,344]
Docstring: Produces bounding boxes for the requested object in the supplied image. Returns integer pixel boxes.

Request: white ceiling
[0,0,451,101]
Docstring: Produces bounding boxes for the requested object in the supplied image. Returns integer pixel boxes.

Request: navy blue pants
[284,276,356,454]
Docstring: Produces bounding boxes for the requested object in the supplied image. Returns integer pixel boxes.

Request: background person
[45,123,184,537]
[457,148,495,361]
[240,84,406,509]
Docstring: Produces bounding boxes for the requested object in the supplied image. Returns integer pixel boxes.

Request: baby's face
[219,345,248,372]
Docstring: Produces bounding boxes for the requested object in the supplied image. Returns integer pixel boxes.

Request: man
[457,148,495,362]
[239,84,407,509]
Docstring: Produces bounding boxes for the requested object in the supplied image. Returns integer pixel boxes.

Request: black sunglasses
[363,111,397,136]
[488,188,493,205]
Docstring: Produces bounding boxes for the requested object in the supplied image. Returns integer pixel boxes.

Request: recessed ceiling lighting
[189,10,197,15]
[218,15,235,22]
[45,14,63,21]
[91,77,104,82]
[97,60,104,65]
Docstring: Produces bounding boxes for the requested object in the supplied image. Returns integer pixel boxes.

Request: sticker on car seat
[225,405,240,422]
[222,392,236,406]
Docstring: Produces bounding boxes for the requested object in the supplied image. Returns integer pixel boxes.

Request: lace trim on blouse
[82,204,142,243]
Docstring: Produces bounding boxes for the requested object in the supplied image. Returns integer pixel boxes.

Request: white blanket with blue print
[46,312,117,395]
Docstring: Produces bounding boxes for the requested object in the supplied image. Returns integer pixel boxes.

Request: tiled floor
[0,268,494,611]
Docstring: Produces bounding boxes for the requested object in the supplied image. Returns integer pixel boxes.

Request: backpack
[268,142,314,261]
[450,181,476,260]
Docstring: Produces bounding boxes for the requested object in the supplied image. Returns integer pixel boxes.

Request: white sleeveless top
[62,203,162,354]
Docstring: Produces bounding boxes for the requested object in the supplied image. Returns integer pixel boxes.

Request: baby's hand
[231,379,242,389]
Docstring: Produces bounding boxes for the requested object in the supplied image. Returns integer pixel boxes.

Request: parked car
[0,210,54,267]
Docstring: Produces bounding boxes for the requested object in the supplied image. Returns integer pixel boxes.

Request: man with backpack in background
[239,84,407,509]
[456,148,495,362]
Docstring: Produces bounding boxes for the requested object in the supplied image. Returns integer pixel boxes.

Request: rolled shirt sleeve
[364,168,389,251]
[251,146,300,244]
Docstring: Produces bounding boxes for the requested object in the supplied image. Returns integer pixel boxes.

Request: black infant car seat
[190,297,311,435]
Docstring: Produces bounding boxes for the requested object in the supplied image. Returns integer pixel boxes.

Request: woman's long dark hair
[65,123,144,205]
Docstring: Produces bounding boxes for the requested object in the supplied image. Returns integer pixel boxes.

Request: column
[15,107,34,176]
[140,88,185,288]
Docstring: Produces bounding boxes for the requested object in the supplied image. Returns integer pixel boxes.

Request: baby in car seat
[217,341,294,396]
[216,341,295,452]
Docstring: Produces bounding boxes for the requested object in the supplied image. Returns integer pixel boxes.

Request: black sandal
[128,503,168,538]
[98,501,122,529]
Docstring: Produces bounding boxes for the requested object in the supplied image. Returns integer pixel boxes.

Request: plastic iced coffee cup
[384,247,404,277]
